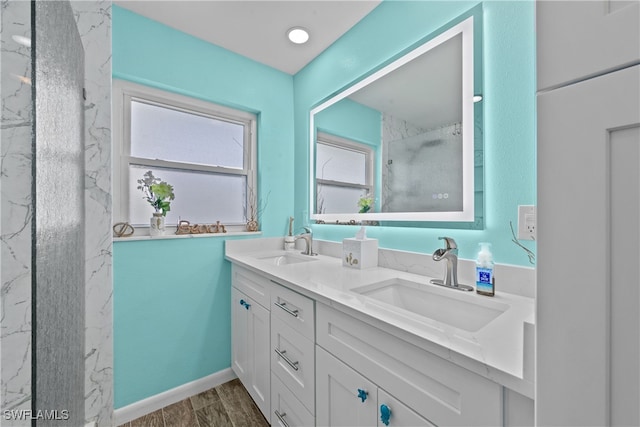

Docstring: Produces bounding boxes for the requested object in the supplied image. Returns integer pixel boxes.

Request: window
[113,80,257,229]
[315,132,374,214]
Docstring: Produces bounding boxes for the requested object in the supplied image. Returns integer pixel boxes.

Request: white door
[537,1,639,91]
[231,287,250,383]
[247,293,271,419]
[316,346,377,426]
[231,287,270,418]
[537,65,640,425]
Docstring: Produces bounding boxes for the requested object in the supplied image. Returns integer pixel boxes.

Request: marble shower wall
[381,114,463,212]
[1,1,33,424]
[70,2,113,426]
[1,2,112,425]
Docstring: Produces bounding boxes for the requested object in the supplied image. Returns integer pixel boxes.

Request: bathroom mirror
[309,8,483,227]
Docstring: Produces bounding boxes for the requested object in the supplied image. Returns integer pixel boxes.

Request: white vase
[150,212,165,237]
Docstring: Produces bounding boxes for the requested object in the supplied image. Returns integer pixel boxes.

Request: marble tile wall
[1,2,113,425]
[70,2,114,426]
[1,1,33,425]
[381,114,463,212]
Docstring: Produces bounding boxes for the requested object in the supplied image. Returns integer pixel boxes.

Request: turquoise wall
[315,98,381,147]
[112,6,294,407]
[293,0,536,266]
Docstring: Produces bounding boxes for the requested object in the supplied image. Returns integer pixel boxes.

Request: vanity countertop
[225,237,535,398]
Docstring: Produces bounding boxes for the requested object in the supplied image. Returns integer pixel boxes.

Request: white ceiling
[114,0,381,75]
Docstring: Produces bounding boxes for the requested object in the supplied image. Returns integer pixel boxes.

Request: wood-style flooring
[118,378,269,427]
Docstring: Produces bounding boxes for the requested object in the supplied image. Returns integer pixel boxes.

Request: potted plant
[137,170,175,236]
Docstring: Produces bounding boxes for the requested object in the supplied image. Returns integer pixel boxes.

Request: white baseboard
[114,367,236,426]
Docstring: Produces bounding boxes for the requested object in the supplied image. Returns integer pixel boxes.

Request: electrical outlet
[518,205,536,240]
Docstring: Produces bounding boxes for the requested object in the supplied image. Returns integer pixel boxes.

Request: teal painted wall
[293,1,536,266]
[315,98,381,147]
[113,5,294,239]
[112,6,294,407]
[114,239,227,406]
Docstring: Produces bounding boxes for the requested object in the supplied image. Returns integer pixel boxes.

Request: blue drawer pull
[380,404,391,426]
[239,299,251,310]
[357,388,368,402]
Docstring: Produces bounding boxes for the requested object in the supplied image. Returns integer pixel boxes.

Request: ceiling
[114,0,381,75]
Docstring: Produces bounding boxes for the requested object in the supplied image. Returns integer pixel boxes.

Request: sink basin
[256,253,318,266]
[353,278,509,332]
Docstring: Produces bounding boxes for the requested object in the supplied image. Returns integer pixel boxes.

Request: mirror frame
[308,8,483,226]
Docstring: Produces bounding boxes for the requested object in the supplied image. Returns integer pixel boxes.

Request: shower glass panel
[34,1,85,425]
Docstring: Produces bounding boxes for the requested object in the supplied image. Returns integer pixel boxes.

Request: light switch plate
[518,205,536,240]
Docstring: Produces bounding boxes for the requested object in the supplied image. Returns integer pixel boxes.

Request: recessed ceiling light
[287,27,309,45]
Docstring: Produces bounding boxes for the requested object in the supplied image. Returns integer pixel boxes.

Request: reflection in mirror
[309,12,482,225]
[316,132,374,214]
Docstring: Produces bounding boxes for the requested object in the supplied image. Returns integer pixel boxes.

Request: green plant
[137,170,175,217]
[357,194,374,213]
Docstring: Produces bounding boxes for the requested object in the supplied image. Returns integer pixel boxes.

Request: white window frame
[113,79,257,232]
[315,132,374,213]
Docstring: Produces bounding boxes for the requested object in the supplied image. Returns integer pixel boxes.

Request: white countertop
[225,237,535,398]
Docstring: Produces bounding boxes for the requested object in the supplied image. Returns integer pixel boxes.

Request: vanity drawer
[316,303,502,426]
[271,373,314,427]
[271,316,315,414]
[271,281,314,340]
[232,265,271,309]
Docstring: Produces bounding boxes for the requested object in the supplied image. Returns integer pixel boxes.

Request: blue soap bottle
[476,242,495,296]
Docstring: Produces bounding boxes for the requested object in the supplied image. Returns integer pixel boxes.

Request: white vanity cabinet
[317,346,433,427]
[230,262,528,426]
[270,281,316,425]
[231,267,271,419]
[316,303,502,426]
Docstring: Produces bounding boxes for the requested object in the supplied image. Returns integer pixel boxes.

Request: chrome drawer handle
[274,301,299,318]
[274,410,290,427]
[274,348,299,371]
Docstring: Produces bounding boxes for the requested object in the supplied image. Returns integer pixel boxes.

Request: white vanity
[226,237,534,426]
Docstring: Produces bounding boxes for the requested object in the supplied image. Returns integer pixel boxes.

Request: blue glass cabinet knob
[380,404,391,426]
[357,388,368,402]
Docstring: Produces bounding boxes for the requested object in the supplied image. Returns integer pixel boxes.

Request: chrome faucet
[296,226,317,256]
[430,237,473,292]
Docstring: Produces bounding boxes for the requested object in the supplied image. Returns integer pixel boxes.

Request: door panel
[248,294,270,418]
[231,287,250,382]
[609,125,639,426]
[316,346,377,427]
[537,1,640,90]
[537,65,640,425]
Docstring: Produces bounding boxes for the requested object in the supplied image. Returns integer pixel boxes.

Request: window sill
[113,230,261,242]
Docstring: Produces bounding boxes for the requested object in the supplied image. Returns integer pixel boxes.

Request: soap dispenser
[475,242,495,296]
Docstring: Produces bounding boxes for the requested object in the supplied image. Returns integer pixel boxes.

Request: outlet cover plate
[518,205,536,240]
